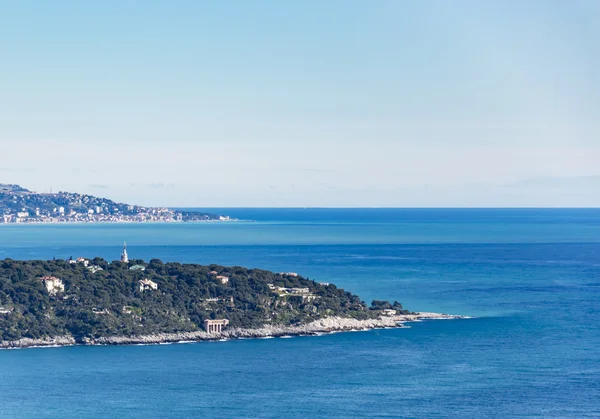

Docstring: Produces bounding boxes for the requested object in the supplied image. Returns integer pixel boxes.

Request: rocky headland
[0,258,467,350]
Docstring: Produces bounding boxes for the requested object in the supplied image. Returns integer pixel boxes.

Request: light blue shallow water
[1,209,599,418]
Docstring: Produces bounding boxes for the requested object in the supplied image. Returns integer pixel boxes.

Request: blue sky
[1,0,599,206]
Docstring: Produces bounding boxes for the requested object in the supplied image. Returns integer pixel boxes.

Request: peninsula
[0,184,231,224]
[0,254,462,348]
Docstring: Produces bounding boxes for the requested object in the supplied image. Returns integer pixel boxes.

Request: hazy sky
[1,0,599,206]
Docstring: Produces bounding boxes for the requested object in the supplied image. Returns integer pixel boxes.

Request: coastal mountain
[0,257,409,345]
[0,184,227,223]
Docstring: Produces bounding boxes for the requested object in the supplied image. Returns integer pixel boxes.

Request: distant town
[0,184,232,224]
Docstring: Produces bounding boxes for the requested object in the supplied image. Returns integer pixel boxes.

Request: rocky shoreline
[0,312,465,349]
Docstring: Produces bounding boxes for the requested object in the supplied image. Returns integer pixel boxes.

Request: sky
[0,0,599,207]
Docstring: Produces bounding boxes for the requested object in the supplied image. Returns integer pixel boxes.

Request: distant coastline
[0,218,243,226]
[0,183,234,224]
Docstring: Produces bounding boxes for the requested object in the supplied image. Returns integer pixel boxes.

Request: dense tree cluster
[0,258,401,342]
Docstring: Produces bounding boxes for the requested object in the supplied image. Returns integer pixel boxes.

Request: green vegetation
[0,258,407,342]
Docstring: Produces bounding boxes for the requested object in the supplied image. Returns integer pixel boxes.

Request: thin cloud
[0,167,35,172]
[505,175,600,189]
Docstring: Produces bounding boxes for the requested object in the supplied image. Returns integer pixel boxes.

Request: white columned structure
[204,319,229,333]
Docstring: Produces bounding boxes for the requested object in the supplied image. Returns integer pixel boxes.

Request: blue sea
[1,209,599,418]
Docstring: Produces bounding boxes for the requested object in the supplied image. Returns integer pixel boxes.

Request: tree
[370,300,393,310]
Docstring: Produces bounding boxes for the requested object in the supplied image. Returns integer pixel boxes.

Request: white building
[288,287,310,294]
[76,257,89,267]
[139,279,158,292]
[87,265,103,273]
[216,275,229,285]
[204,319,229,333]
[40,276,65,295]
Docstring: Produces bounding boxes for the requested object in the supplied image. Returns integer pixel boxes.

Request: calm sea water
[0,209,599,418]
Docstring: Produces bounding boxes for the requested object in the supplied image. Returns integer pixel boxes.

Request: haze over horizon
[1,1,599,207]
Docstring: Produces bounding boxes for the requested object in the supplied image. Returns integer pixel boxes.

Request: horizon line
[171,206,600,210]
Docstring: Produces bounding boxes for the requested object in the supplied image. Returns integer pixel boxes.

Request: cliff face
[0,258,387,344]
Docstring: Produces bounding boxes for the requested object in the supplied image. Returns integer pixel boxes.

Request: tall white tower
[121,242,129,263]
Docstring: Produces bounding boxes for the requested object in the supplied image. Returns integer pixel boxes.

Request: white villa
[267,284,317,301]
[39,276,65,295]
[87,265,103,273]
[76,257,89,267]
[138,279,158,292]
[216,275,229,285]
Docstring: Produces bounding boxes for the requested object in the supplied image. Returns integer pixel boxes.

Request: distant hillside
[0,184,228,223]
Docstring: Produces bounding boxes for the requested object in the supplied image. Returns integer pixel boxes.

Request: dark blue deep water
[1,209,599,418]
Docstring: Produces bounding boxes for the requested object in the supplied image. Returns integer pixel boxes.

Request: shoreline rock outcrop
[0,313,465,349]
[0,336,76,349]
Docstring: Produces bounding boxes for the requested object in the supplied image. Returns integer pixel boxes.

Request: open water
[0,209,599,418]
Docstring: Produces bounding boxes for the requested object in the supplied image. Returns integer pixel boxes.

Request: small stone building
[204,319,229,333]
